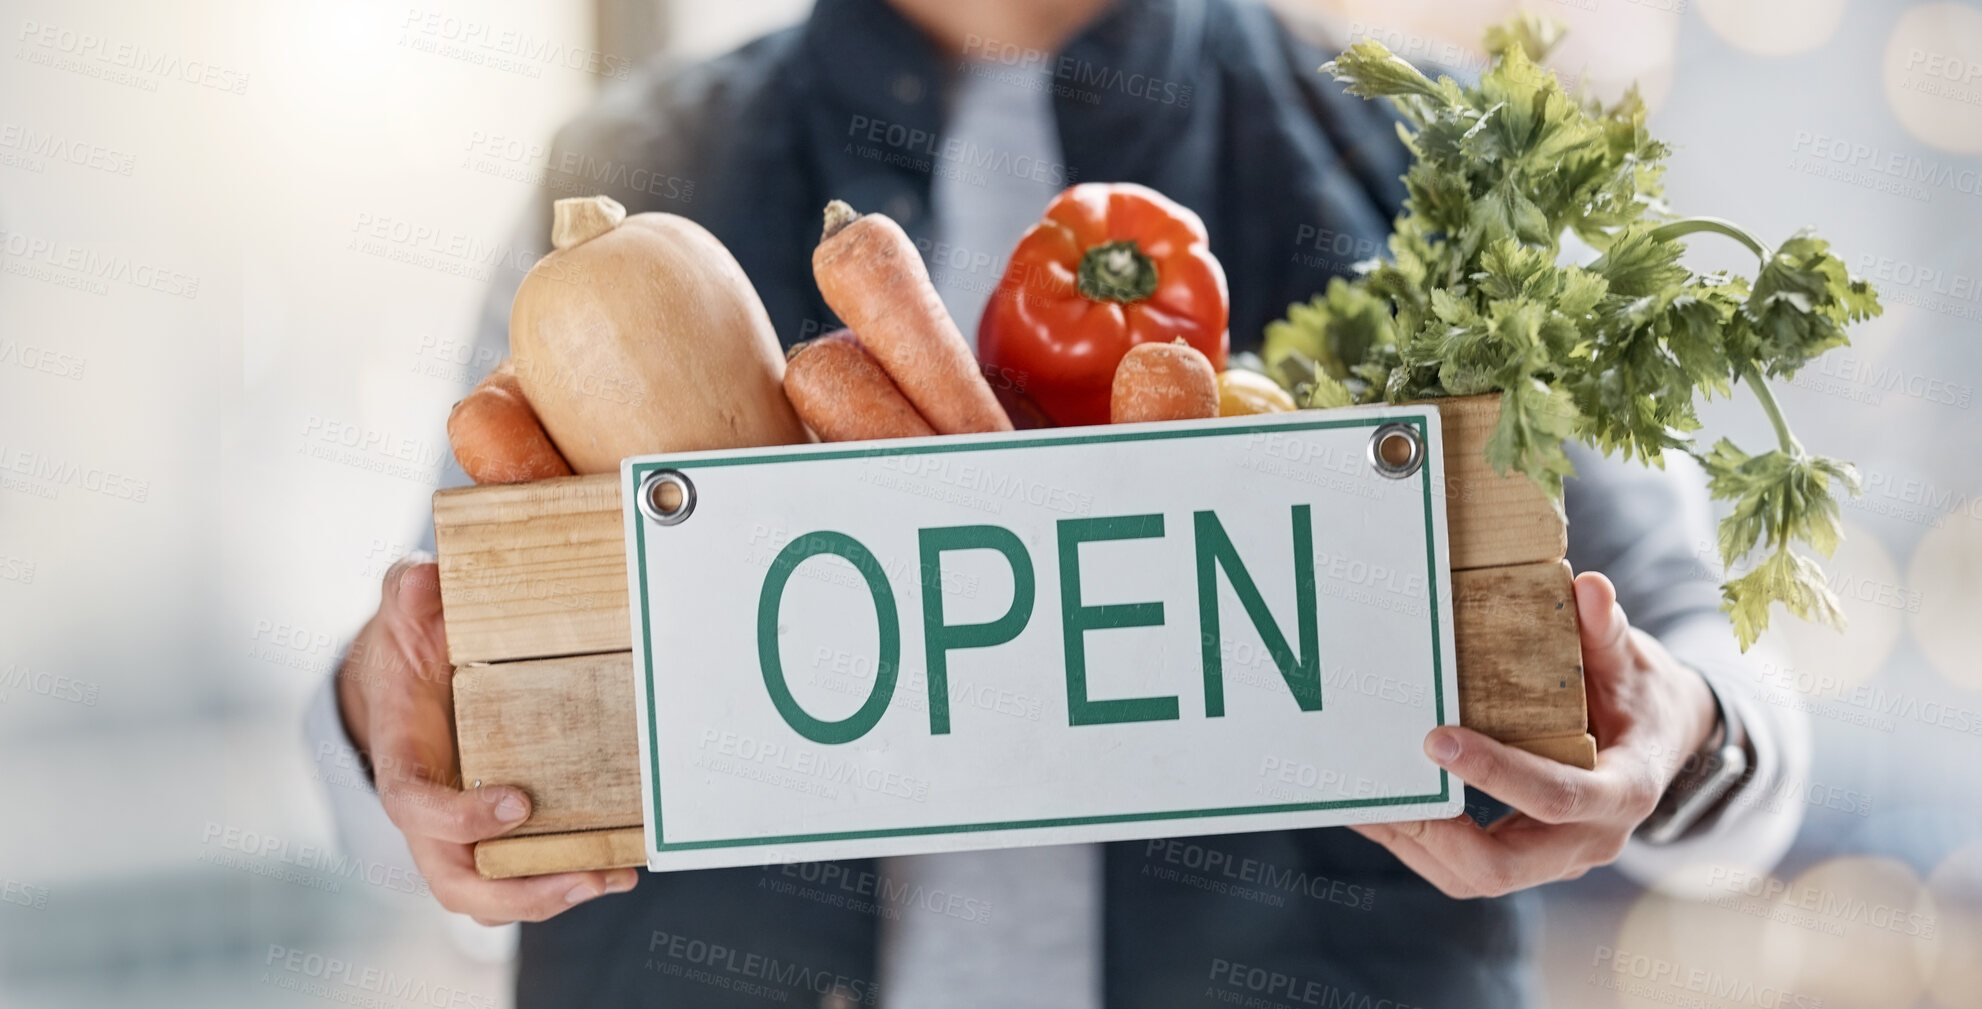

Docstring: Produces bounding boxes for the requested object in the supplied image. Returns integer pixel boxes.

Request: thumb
[1574,571,1632,679]
[380,558,450,677]
[383,557,443,625]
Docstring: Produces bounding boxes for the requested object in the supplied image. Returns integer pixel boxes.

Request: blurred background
[1,0,1976,1006]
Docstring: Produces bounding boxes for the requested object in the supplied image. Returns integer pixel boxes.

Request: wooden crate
[436,395,1594,878]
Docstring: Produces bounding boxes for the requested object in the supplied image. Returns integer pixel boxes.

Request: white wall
[1,0,596,1001]
[666,0,812,57]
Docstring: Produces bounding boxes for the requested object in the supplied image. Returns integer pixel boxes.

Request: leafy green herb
[1268,16,1880,649]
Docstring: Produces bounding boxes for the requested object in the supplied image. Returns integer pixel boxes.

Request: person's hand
[337,559,637,923]
[1350,571,1718,898]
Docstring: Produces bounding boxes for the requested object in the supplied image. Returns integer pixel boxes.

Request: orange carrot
[784,329,936,442]
[812,200,1012,435]
[447,360,574,484]
[1110,339,1219,424]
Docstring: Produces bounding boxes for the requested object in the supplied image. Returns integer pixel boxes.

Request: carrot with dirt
[812,200,1012,435]
[447,360,574,484]
[1110,339,1219,424]
[784,329,936,442]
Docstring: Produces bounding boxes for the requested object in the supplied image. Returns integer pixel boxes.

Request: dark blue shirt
[504,1,1539,1006]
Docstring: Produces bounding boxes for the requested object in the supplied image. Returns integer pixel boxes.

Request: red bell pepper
[978,183,1229,428]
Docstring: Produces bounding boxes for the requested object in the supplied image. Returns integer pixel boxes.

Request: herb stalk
[1740,363,1803,457]
[1648,217,1771,261]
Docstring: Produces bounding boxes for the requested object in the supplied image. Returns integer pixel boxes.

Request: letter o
[758,532,900,744]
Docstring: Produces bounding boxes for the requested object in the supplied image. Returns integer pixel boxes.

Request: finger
[383,558,444,623]
[1486,809,1595,849]
[1571,571,1671,757]
[1425,725,1627,825]
[381,561,449,672]
[444,867,635,924]
[374,559,453,685]
[379,775,535,845]
[1573,571,1632,681]
[1397,812,1581,897]
[1368,813,1607,897]
[415,837,638,923]
[1350,819,1488,899]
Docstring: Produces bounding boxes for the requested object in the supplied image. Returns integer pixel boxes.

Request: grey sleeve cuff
[1612,618,1813,898]
[303,672,422,882]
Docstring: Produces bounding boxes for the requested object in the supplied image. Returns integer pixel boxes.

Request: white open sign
[622,406,1460,871]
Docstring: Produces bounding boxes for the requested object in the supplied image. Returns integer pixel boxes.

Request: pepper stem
[1077,240,1159,303]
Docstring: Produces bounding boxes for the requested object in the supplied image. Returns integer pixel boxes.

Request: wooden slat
[455,653,640,836]
[1417,395,1567,571]
[434,396,1564,667]
[476,827,646,879]
[433,473,627,666]
[1453,559,1591,763]
[1499,731,1599,769]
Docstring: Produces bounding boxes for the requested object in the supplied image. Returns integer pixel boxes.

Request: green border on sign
[629,415,1450,853]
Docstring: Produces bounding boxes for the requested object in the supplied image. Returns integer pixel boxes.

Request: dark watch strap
[1635,670,1753,845]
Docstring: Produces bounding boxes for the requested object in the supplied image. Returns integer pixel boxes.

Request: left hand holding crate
[332,559,639,920]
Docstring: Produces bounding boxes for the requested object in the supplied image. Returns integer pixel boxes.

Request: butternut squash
[508,195,806,473]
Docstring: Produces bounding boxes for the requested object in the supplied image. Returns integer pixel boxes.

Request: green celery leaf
[1263,278,1398,383]
[1737,231,1884,378]
[1468,177,1552,251]
[1483,12,1567,62]
[1485,378,1580,498]
[1303,370,1356,409]
[1321,41,1461,106]
[1553,265,1610,320]
[1695,439,1860,567]
[1591,226,1689,298]
[1721,548,1845,650]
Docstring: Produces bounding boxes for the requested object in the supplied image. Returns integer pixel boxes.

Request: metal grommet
[1367,422,1425,480]
[638,469,696,526]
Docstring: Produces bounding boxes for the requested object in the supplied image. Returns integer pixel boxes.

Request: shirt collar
[793,0,1206,227]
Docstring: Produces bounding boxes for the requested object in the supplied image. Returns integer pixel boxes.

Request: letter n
[1194,507,1320,716]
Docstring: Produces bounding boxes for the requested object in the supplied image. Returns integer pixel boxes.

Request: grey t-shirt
[876,57,1105,1009]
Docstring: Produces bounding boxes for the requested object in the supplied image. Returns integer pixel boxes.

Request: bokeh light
[1760,856,1933,1009]
[1925,840,1982,1008]
[1764,521,1906,694]
[1908,513,1982,691]
[1697,0,1847,57]
[1882,2,1982,154]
